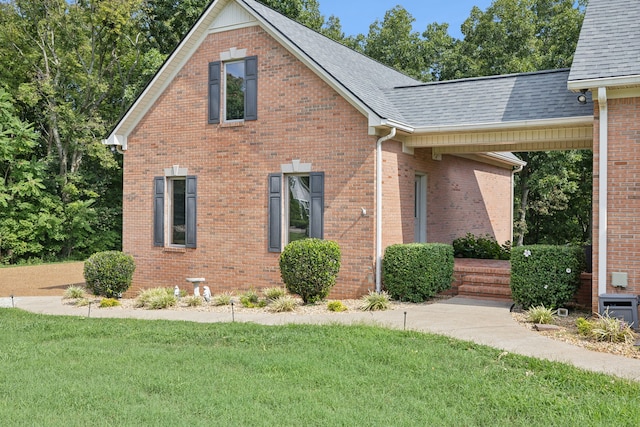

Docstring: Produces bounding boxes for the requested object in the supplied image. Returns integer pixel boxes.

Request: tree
[0,0,164,261]
[514,150,592,246]
[447,0,586,79]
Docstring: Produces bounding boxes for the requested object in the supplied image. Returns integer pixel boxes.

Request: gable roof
[568,0,640,88]
[239,0,420,123]
[105,0,592,151]
[385,69,592,130]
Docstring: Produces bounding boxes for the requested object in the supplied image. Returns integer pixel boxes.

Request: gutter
[597,87,608,297]
[375,127,396,293]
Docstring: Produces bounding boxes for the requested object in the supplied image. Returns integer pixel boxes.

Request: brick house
[105,0,632,306]
[567,0,640,311]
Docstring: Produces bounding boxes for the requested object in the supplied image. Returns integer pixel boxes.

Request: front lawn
[1,309,638,426]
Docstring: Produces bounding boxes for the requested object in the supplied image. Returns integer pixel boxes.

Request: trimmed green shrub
[84,251,135,298]
[453,233,510,260]
[382,243,454,303]
[327,300,347,312]
[99,298,121,308]
[510,245,585,309]
[279,238,341,304]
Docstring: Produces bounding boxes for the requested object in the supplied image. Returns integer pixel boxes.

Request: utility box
[598,294,639,329]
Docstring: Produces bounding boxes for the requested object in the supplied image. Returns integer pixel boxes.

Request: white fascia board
[367,117,413,133]
[568,74,640,91]
[478,152,526,167]
[106,0,229,140]
[412,116,593,135]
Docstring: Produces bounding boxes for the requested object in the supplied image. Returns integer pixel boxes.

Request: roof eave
[568,74,640,91]
[411,116,594,135]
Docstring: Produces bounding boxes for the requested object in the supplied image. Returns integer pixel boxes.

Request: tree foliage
[0,0,592,263]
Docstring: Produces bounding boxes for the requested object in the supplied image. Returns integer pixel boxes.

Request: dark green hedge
[510,245,585,309]
[453,233,510,260]
[382,243,454,302]
[279,238,341,304]
[83,251,136,298]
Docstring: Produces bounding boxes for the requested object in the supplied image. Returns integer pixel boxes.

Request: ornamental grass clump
[136,287,177,309]
[84,251,135,298]
[183,295,203,307]
[263,286,287,300]
[212,292,233,306]
[64,285,85,299]
[240,289,265,308]
[576,312,636,343]
[360,291,391,311]
[510,245,585,309]
[268,295,297,312]
[279,238,341,304]
[526,305,556,324]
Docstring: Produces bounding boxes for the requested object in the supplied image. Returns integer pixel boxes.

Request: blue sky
[318,0,494,39]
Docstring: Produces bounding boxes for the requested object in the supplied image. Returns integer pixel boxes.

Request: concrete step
[458,284,512,301]
[462,274,510,286]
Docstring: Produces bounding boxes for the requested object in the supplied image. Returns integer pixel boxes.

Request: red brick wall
[592,96,640,312]
[124,26,378,298]
[123,25,516,299]
[380,142,513,248]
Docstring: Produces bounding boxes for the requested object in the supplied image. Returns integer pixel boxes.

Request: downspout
[511,163,525,244]
[597,87,608,297]
[376,127,397,293]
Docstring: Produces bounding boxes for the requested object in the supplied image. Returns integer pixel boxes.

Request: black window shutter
[244,56,258,121]
[309,172,324,239]
[153,177,165,247]
[208,61,221,124]
[185,176,197,248]
[268,173,281,252]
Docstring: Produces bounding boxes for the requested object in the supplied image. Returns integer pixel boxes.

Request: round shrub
[83,251,135,298]
[383,243,454,302]
[279,238,341,304]
[510,245,585,309]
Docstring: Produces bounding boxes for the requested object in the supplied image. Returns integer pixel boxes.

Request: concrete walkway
[3,295,639,382]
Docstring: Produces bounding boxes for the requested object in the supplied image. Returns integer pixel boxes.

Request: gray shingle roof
[383,69,592,128]
[240,0,421,120]
[569,0,640,82]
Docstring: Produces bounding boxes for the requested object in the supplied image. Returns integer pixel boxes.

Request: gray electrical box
[598,294,639,329]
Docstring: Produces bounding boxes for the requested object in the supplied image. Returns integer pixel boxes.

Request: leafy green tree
[514,150,592,246]
[446,0,586,79]
[0,0,163,261]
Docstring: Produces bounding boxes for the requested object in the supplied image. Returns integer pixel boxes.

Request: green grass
[1,309,639,426]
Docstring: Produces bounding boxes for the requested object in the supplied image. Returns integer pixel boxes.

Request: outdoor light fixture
[577,89,588,104]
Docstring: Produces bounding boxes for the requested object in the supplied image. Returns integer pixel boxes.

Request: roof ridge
[238,0,420,84]
[395,68,571,89]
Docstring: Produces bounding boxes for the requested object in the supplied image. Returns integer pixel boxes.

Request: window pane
[171,179,186,245]
[288,176,310,242]
[225,61,245,120]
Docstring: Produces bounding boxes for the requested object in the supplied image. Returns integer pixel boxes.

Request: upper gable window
[225,61,245,121]
[209,56,257,124]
